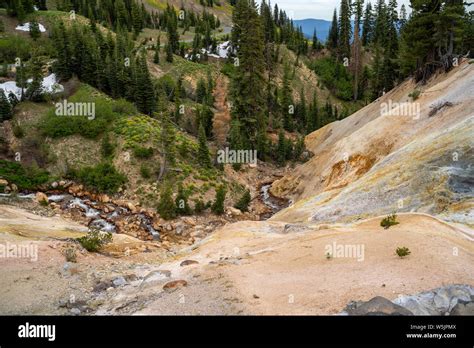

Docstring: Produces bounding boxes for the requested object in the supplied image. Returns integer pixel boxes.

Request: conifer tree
[26,53,44,102]
[362,2,373,46]
[277,127,286,166]
[154,36,161,64]
[339,0,352,59]
[157,184,177,220]
[0,90,13,121]
[281,63,293,131]
[328,9,339,49]
[234,189,251,212]
[175,183,192,215]
[231,0,266,150]
[135,53,155,115]
[198,122,212,168]
[29,19,41,40]
[211,185,226,215]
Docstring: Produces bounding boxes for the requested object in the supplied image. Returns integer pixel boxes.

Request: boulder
[163,280,188,293]
[36,192,49,204]
[112,276,127,288]
[0,179,8,186]
[227,207,243,217]
[345,296,413,316]
[180,260,199,267]
[99,194,110,203]
[11,183,18,192]
[450,301,474,315]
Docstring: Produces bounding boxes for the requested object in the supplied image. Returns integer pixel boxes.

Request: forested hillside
[0,0,472,226]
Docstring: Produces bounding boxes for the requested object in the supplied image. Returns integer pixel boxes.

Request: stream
[0,193,160,240]
[259,184,289,220]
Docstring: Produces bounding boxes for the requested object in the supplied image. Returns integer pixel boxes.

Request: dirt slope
[271,61,474,226]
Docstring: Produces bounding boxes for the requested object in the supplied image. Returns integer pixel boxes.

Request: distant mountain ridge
[293,19,332,43]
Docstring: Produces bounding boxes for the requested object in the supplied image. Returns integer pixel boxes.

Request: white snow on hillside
[16,22,47,33]
[185,41,232,61]
[0,73,64,99]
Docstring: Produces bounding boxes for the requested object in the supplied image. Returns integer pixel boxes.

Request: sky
[267,0,412,21]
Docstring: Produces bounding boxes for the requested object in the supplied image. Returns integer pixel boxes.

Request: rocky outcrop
[393,284,474,315]
[344,296,413,316]
[343,285,474,316]
[271,62,474,226]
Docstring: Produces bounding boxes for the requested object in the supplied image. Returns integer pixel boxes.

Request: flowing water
[260,184,289,220]
[0,193,160,240]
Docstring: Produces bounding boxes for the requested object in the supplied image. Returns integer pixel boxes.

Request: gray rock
[112,276,127,287]
[345,296,413,316]
[450,301,474,316]
[393,285,474,315]
[70,308,81,315]
[139,270,172,290]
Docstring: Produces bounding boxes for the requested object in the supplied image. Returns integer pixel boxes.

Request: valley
[0,0,473,317]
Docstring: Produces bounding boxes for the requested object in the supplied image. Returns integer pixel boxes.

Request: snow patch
[15,22,47,33]
[0,73,64,99]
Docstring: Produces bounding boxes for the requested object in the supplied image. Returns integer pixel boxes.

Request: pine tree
[362,1,373,46]
[154,36,161,64]
[175,183,192,216]
[135,53,155,115]
[166,43,173,63]
[29,19,41,40]
[157,184,177,220]
[281,63,293,131]
[312,29,319,51]
[328,9,339,49]
[234,189,251,212]
[26,53,44,102]
[211,185,226,215]
[351,0,364,100]
[277,127,286,166]
[231,0,266,150]
[0,90,13,121]
[339,0,352,59]
[197,122,212,168]
[399,4,407,30]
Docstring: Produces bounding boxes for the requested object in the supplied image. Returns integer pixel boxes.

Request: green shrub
[40,88,117,139]
[211,185,226,215]
[0,160,50,190]
[193,199,206,214]
[312,57,353,101]
[396,247,411,258]
[234,189,251,212]
[381,213,400,229]
[77,229,112,252]
[101,133,115,159]
[140,164,151,179]
[12,123,25,138]
[72,163,127,193]
[409,90,421,101]
[157,184,176,220]
[64,247,77,262]
[112,99,138,115]
[175,184,192,216]
[133,146,154,159]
